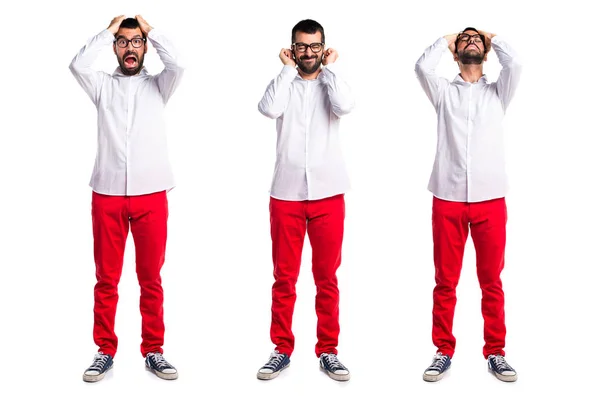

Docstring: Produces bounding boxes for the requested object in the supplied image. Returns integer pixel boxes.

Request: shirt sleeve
[258,65,298,119]
[69,29,114,106]
[414,37,450,109]
[319,63,355,117]
[492,36,523,112]
[147,29,185,104]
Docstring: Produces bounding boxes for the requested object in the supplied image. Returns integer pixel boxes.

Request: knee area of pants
[95,279,120,288]
[435,281,459,290]
[314,279,338,290]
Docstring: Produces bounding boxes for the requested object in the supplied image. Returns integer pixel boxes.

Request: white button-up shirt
[259,65,354,201]
[415,36,522,202]
[70,28,184,196]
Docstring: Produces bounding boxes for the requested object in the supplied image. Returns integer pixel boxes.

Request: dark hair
[118,18,146,39]
[291,19,325,44]
[455,27,487,53]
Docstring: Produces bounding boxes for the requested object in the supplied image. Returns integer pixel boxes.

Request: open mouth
[124,55,138,68]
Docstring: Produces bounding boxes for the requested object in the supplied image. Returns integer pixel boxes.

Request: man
[256,19,354,382]
[415,27,522,382]
[70,15,184,382]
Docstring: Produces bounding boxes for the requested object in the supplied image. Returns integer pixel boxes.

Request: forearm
[148,29,185,102]
[320,65,354,117]
[69,29,113,103]
[415,37,448,107]
[258,66,297,119]
[147,29,184,72]
[415,37,449,77]
[69,29,114,73]
[492,36,523,109]
[492,36,522,69]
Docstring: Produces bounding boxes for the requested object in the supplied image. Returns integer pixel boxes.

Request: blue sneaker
[423,352,451,382]
[82,352,113,382]
[145,352,178,380]
[257,350,290,380]
[319,353,350,381]
[487,355,517,382]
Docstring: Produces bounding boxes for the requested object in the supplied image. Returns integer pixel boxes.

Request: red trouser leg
[91,191,168,358]
[431,197,469,358]
[307,195,345,357]
[469,198,507,359]
[269,195,345,357]
[129,191,168,357]
[269,197,306,356]
[92,192,129,357]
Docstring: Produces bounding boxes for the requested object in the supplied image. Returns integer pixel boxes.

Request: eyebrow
[116,35,143,39]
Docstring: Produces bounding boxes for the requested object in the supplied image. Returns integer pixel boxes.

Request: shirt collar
[112,66,149,77]
[453,74,488,85]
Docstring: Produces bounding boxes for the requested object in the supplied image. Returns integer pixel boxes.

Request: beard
[118,51,145,76]
[458,48,484,65]
[297,55,322,74]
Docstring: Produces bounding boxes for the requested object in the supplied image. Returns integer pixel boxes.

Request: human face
[455,30,485,65]
[113,27,147,75]
[292,31,324,75]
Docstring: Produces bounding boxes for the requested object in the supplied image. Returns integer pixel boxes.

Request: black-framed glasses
[292,42,324,52]
[458,33,483,43]
[114,37,146,48]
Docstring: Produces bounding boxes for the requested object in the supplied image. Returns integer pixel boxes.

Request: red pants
[431,196,507,359]
[91,191,168,358]
[269,195,345,357]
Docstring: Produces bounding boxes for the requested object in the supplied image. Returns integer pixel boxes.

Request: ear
[483,52,488,62]
[113,43,117,55]
[144,42,148,54]
[453,52,459,62]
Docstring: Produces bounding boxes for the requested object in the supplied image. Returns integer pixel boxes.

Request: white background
[0,0,598,399]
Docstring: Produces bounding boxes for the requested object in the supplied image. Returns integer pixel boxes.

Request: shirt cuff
[323,62,340,75]
[147,28,160,40]
[281,65,299,78]
[101,29,117,42]
[436,36,450,47]
[490,35,506,49]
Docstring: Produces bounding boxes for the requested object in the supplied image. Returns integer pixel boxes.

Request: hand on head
[322,48,338,65]
[279,48,296,67]
[107,15,126,35]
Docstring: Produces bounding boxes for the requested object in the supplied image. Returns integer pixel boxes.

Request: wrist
[444,34,457,44]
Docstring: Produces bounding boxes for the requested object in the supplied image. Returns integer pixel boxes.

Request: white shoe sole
[82,364,113,383]
[490,368,517,382]
[320,365,351,381]
[146,366,179,380]
[257,363,289,380]
[423,366,449,382]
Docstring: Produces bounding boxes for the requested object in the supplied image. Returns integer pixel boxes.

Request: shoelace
[149,353,172,369]
[264,353,286,369]
[323,354,345,370]
[429,354,448,371]
[491,355,511,371]
[89,353,110,371]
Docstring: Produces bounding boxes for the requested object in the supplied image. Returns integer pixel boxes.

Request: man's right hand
[279,48,296,67]
[444,33,459,53]
[107,15,126,35]
[477,30,495,53]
